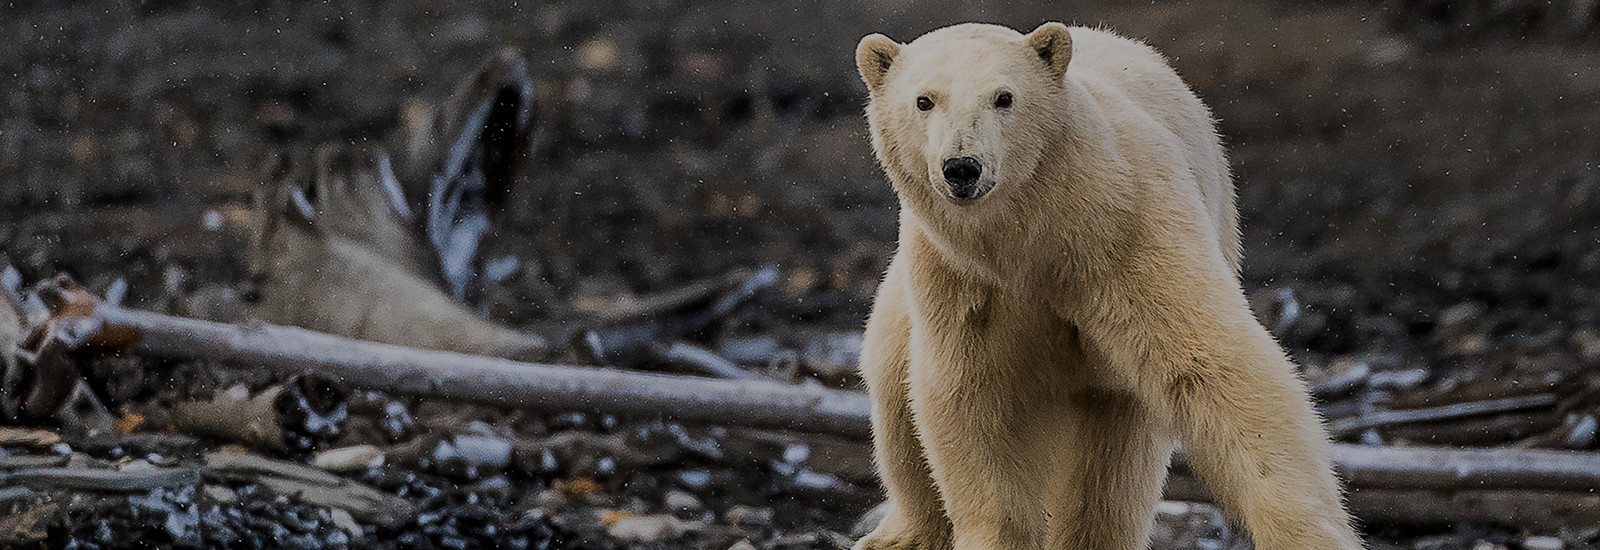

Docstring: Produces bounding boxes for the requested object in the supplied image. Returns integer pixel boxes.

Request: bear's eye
[916,96,934,111]
[994,92,1013,109]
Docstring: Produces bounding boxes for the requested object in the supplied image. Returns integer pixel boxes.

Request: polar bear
[852,22,1361,550]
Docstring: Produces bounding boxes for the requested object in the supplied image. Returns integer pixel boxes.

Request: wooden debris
[0,455,68,470]
[252,476,412,528]
[1309,359,1369,398]
[250,168,548,360]
[1329,394,1557,437]
[33,280,1600,528]
[205,451,345,486]
[573,268,764,322]
[160,385,289,450]
[578,267,779,367]
[1333,444,1600,491]
[0,427,62,448]
[312,445,385,472]
[0,499,54,545]
[0,486,36,505]
[204,451,413,527]
[0,283,24,421]
[651,341,769,381]
[69,298,871,438]
[0,465,201,492]
[1162,476,1600,531]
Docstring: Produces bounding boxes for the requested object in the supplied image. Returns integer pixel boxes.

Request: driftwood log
[36,285,1600,527]
[76,298,871,438]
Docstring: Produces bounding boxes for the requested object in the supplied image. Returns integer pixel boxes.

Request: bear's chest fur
[901,225,1115,395]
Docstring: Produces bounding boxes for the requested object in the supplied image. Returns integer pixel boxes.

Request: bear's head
[856,22,1072,210]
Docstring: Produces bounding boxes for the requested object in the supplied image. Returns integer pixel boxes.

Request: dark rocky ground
[1,0,1598,548]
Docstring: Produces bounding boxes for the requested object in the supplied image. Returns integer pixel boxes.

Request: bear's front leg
[1157,328,1363,550]
[1047,391,1173,550]
[855,256,953,550]
[902,279,1051,549]
[904,326,1048,550]
[1074,256,1363,550]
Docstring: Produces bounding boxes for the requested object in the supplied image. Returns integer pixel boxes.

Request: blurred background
[1,0,1598,548]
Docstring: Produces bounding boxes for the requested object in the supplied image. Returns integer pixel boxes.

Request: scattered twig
[204,451,345,486]
[0,486,35,505]
[650,341,770,381]
[0,427,62,448]
[1329,394,1558,437]
[1309,360,1369,398]
[0,455,68,470]
[252,476,412,528]
[577,267,779,367]
[0,465,201,492]
[574,268,764,322]
[313,445,385,472]
[204,451,414,527]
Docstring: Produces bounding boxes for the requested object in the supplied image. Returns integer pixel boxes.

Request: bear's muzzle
[942,156,985,201]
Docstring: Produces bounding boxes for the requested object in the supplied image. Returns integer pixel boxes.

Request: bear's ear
[1026,22,1073,81]
[856,33,901,95]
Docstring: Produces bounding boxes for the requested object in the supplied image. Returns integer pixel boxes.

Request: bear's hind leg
[855,258,952,550]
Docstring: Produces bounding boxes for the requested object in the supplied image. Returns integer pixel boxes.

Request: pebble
[851,501,888,538]
[1368,368,1429,391]
[663,489,703,513]
[531,488,567,509]
[607,514,696,542]
[1564,415,1597,449]
[1522,536,1564,550]
[313,444,385,472]
[724,505,774,527]
[328,508,362,537]
[202,484,237,503]
[800,332,864,379]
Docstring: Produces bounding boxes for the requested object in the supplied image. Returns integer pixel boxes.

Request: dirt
[2,0,1598,548]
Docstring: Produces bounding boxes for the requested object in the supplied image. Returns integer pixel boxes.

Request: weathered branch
[1162,476,1600,531]
[204,452,413,527]
[650,341,771,381]
[84,301,872,438]
[0,465,202,492]
[1331,444,1600,492]
[1328,394,1557,437]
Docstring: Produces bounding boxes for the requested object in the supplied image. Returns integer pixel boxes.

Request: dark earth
[2,0,1599,548]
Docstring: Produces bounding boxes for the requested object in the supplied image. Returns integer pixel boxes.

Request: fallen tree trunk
[44,288,1600,495]
[84,301,872,438]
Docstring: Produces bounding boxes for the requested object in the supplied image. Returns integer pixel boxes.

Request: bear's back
[1066,27,1241,273]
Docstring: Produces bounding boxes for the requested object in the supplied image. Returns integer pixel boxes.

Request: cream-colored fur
[853,22,1361,550]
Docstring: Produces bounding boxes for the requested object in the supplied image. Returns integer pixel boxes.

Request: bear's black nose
[942,157,982,197]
